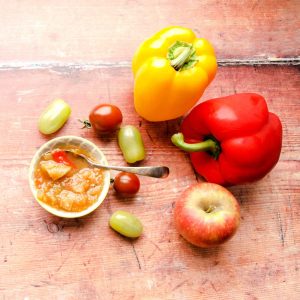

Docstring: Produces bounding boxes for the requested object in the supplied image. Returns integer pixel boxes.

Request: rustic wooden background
[0,1,299,299]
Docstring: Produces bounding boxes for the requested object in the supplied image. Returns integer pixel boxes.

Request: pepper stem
[171,133,220,158]
[167,41,199,71]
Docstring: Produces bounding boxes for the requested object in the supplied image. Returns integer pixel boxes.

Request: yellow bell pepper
[132,26,217,122]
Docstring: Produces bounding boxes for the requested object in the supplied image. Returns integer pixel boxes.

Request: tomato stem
[78,119,92,129]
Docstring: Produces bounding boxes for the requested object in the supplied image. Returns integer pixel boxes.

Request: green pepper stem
[168,41,199,71]
[170,46,192,70]
[171,133,217,153]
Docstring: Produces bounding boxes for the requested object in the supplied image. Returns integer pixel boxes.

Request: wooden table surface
[0,1,299,299]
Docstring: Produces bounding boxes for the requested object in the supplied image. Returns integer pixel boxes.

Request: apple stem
[205,205,215,213]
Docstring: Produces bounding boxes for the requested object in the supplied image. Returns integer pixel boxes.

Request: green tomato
[118,125,145,163]
[38,99,71,134]
[109,210,143,238]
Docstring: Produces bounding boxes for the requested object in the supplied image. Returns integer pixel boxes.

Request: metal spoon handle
[59,150,169,179]
[92,163,169,178]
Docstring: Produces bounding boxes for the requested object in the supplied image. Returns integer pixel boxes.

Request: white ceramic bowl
[29,136,111,218]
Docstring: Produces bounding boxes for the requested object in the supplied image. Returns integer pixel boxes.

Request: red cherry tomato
[87,104,123,133]
[52,150,76,168]
[113,172,140,195]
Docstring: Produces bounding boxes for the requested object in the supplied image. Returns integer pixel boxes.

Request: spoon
[48,150,169,178]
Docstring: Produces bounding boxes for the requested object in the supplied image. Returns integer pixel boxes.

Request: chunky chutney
[34,148,105,212]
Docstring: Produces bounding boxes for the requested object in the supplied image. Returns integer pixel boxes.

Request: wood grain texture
[0,65,299,299]
[0,0,298,64]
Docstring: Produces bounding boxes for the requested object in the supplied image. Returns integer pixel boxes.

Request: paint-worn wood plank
[0,0,298,64]
[0,65,299,299]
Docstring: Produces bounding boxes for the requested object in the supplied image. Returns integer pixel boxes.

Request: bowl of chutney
[29,136,111,218]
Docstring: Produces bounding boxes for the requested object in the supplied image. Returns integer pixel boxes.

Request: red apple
[174,182,240,248]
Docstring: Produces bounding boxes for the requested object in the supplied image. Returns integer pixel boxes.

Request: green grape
[38,99,71,134]
[118,125,145,163]
[109,210,143,238]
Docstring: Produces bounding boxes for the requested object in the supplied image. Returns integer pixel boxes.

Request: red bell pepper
[171,93,282,186]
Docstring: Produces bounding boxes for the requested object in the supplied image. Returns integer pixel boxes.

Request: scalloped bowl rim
[29,135,111,218]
